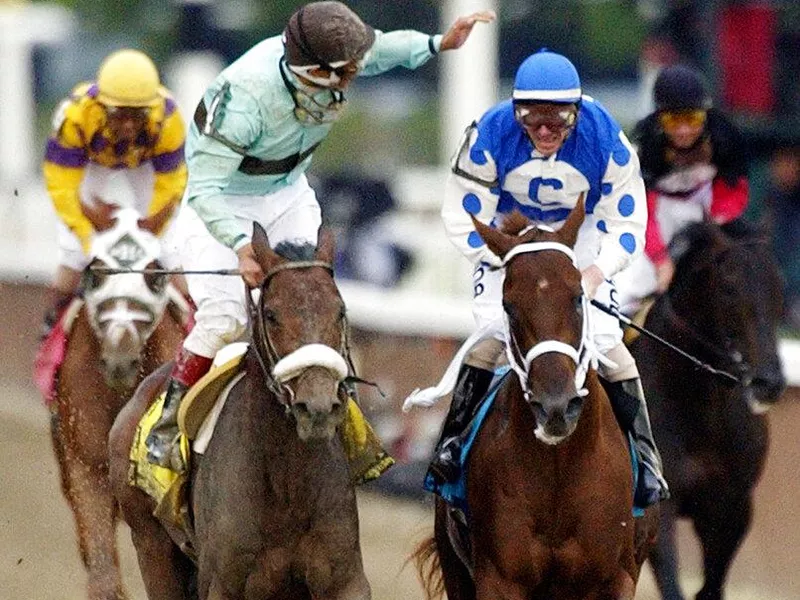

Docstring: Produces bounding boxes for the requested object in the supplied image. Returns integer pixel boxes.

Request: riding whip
[590,299,740,384]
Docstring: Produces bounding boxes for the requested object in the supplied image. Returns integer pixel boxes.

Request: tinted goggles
[514,104,577,133]
[287,56,365,89]
[658,109,707,130]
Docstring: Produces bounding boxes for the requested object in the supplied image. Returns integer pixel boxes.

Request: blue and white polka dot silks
[442,96,646,278]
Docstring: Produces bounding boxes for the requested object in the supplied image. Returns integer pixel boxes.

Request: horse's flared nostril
[751,374,786,403]
[566,396,584,420]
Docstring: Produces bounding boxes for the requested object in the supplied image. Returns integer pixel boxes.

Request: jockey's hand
[655,258,675,293]
[236,243,265,289]
[580,264,605,300]
[84,197,119,232]
[439,10,496,52]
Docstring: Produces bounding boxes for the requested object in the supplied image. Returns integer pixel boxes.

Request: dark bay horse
[630,219,785,600]
[109,223,371,600]
[415,203,656,600]
[46,207,187,600]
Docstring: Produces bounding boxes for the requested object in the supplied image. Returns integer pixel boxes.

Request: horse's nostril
[566,396,584,420]
[751,375,786,402]
[531,401,547,423]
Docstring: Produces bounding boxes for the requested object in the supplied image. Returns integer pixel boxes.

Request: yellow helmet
[96,49,161,108]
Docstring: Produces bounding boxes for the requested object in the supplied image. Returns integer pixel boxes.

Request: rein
[590,299,740,384]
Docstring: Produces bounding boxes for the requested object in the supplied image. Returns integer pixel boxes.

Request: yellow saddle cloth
[127,347,394,555]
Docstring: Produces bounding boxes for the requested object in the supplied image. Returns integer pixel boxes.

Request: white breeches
[180,175,321,358]
[57,163,182,270]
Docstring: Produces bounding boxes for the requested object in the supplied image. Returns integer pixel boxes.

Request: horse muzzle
[529,393,584,445]
[743,360,786,414]
[99,355,141,392]
[288,366,347,441]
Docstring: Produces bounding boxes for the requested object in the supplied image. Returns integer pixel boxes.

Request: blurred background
[1,0,800,598]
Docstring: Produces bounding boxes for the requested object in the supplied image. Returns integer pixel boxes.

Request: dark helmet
[653,64,712,111]
[283,1,375,69]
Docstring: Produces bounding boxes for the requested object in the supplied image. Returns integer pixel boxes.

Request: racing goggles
[287,56,364,89]
[658,109,707,131]
[514,103,577,133]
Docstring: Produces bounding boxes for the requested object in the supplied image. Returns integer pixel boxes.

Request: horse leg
[434,500,475,600]
[648,501,685,600]
[59,436,127,600]
[692,496,752,600]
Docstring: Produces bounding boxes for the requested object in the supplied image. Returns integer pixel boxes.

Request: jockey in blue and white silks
[428,49,669,508]
[144,0,496,469]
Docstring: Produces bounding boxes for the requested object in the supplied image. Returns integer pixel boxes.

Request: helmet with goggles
[283,1,375,88]
[513,49,582,104]
[96,49,161,108]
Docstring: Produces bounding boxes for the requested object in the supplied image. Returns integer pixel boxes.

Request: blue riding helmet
[513,49,582,104]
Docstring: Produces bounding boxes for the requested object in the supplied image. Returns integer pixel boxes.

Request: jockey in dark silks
[616,64,750,309]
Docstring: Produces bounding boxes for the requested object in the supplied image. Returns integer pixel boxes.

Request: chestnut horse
[630,219,785,600]
[109,223,371,599]
[415,203,655,600]
[47,207,187,599]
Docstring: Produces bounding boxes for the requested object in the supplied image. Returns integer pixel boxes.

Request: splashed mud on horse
[39,207,188,600]
[631,219,785,600]
[413,204,657,600]
[109,224,379,600]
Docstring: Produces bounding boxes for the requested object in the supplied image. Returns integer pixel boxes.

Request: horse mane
[272,240,317,262]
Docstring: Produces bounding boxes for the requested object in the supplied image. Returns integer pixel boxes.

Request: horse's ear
[472,216,516,260]
[315,226,335,265]
[82,198,119,232]
[251,222,281,270]
[558,193,585,248]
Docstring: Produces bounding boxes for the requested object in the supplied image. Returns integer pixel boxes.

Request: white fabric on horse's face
[272,343,348,383]
[84,207,169,344]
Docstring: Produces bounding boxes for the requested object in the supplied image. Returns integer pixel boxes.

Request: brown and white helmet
[283,1,375,71]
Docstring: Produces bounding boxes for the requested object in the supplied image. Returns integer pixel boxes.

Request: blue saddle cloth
[424,367,644,518]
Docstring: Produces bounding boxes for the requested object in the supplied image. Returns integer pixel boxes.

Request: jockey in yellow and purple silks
[143,0,496,469]
[41,49,188,336]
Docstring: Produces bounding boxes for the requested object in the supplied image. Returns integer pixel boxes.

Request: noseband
[502,241,608,401]
[246,259,352,406]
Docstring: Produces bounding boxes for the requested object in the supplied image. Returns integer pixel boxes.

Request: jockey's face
[659,109,706,150]
[515,102,578,157]
[104,106,150,142]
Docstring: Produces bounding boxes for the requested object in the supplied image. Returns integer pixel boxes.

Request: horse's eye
[82,259,108,291]
[143,261,167,295]
[339,307,347,321]
[264,308,278,325]
[575,294,584,314]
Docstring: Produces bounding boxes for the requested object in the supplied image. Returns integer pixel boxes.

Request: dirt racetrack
[2,281,799,599]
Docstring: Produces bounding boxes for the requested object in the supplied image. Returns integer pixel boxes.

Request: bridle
[245,259,358,407]
[501,240,610,402]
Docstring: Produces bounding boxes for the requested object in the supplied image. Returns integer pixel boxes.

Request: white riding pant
[57,162,182,270]
[180,174,321,358]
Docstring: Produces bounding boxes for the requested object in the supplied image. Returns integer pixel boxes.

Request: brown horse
[109,223,372,600]
[415,204,656,600]
[630,219,785,600]
[46,207,187,600]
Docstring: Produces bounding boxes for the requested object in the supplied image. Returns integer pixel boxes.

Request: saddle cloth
[128,343,394,557]
[426,367,643,518]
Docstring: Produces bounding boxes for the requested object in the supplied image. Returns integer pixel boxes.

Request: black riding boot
[145,379,188,469]
[605,377,670,508]
[427,364,494,484]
